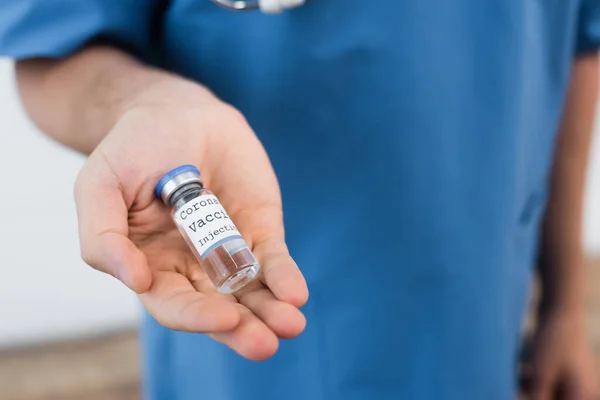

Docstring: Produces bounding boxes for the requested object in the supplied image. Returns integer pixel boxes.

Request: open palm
[74,103,308,360]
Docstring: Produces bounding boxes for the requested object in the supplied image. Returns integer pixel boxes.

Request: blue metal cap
[155,165,201,199]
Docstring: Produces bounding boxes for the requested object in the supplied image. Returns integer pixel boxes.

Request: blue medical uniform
[2,1,599,398]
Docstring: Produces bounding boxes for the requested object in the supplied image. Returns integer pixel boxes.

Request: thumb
[252,235,308,308]
[74,160,152,293]
[228,202,308,307]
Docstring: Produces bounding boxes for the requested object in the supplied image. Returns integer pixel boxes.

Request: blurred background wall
[0,58,599,348]
[0,60,138,348]
[586,128,600,256]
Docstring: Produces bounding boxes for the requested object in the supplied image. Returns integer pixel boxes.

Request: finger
[209,304,279,361]
[519,363,534,395]
[139,271,240,332]
[252,237,308,307]
[187,265,222,296]
[235,280,306,339]
[187,263,304,339]
[75,162,152,293]
[531,386,552,400]
[562,374,597,400]
[530,375,555,400]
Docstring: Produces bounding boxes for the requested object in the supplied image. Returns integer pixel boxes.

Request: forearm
[538,53,598,317]
[15,46,214,154]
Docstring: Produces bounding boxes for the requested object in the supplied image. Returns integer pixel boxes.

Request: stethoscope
[210,0,307,14]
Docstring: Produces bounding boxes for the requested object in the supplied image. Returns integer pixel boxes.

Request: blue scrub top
[2,1,599,399]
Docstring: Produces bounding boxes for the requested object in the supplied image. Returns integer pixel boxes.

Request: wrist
[73,46,221,152]
[538,291,586,323]
[121,73,218,116]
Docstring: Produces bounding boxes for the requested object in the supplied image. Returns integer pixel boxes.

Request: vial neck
[168,182,204,209]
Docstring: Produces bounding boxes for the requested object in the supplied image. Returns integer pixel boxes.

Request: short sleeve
[576,0,600,55]
[0,0,158,60]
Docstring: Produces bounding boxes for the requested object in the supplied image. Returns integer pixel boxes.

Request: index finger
[74,160,152,293]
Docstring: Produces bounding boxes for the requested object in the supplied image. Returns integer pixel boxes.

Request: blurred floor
[1,258,599,400]
[0,331,140,400]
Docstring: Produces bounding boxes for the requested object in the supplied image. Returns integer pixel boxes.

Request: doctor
[1,0,598,399]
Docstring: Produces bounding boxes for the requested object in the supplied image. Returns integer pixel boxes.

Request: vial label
[175,195,243,259]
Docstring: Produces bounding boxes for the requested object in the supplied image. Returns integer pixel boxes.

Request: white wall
[585,118,600,255]
[0,59,599,347]
[0,60,139,348]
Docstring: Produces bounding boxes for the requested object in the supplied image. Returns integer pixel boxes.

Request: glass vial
[155,165,260,294]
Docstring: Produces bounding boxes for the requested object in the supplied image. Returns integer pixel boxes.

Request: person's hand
[520,310,598,400]
[74,84,308,360]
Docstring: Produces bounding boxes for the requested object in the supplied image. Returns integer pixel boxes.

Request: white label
[175,195,242,259]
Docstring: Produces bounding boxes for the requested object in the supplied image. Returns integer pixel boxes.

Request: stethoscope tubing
[210,0,310,12]
[210,0,259,11]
